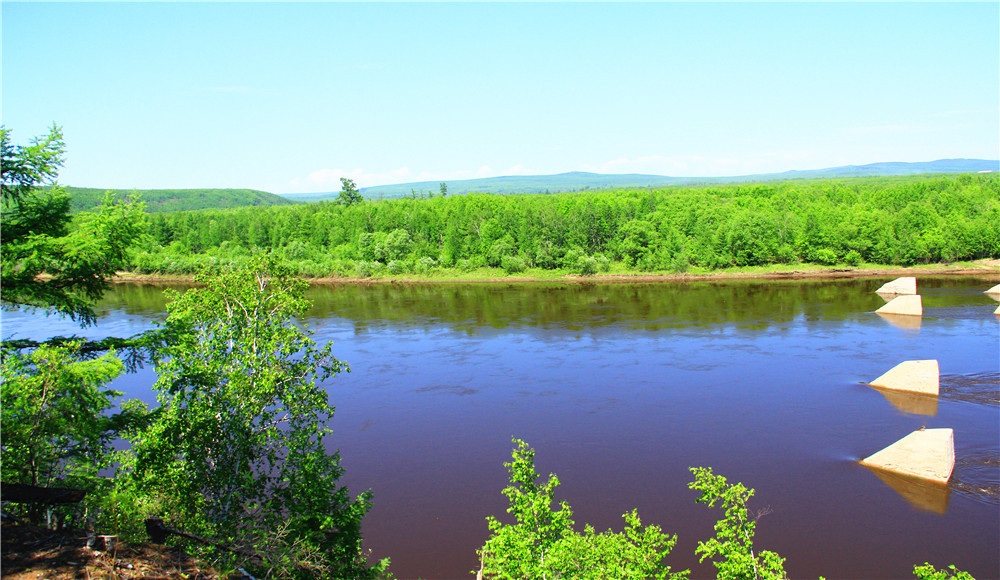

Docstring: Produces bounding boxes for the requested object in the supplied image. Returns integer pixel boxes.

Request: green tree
[478,438,687,580]
[338,177,363,206]
[124,256,384,578]
[439,182,448,197]
[0,343,125,499]
[1,124,146,325]
[688,467,787,580]
[0,340,157,528]
[615,219,660,269]
[0,125,151,530]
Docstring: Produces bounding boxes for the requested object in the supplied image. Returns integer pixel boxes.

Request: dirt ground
[1,522,217,580]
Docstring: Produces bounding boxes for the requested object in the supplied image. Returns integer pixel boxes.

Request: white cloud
[391,166,413,179]
[504,164,532,176]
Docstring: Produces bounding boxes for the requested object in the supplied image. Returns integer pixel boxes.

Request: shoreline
[112,260,1000,285]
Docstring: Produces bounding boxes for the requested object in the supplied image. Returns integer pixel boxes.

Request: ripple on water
[941,372,1000,406]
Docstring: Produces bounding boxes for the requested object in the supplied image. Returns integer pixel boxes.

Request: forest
[129,172,1000,278]
[57,186,293,214]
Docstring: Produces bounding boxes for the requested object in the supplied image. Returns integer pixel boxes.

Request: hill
[58,186,296,213]
[771,158,999,179]
[283,158,999,201]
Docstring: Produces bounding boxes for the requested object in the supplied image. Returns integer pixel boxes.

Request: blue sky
[3,2,997,194]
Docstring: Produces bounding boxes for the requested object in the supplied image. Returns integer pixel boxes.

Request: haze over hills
[284,158,999,201]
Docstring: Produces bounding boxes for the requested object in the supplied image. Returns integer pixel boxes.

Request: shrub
[414,256,437,273]
[386,259,406,274]
[844,249,863,267]
[478,439,687,580]
[913,563,976,580]
[688,467,786,579]
[501,255,527,274]
[813,248,839,266]
[573,253,609,275]
[670,252,691,273]
[356,260,383,278]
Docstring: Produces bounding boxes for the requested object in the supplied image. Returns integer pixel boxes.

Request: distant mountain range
[63,158,997,212]
[284,158,999,201]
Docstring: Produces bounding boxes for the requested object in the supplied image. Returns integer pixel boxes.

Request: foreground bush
[479,439,976,580]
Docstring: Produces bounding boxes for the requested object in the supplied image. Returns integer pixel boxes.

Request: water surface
[3,276,998,579]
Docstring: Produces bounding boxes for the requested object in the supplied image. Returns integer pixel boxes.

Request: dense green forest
[127,173,1000,277]
[57,186,295,213]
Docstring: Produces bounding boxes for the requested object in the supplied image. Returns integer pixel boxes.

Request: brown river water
[2,276,998,579]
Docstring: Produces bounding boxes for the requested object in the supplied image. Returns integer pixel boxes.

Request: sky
[2,2,998,194]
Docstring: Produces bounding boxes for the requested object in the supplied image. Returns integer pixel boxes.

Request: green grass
[282,260,994,283]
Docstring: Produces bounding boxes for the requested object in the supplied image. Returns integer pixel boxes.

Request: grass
[278,260,997,284]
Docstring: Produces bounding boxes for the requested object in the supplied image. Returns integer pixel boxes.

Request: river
[2,276,998,579]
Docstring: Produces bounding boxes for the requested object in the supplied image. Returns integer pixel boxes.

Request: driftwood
[0,482,87,504]
[145,518,266,565]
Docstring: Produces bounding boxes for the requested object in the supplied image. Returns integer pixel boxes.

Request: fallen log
[144,518,266,565]
[0,482,87,504]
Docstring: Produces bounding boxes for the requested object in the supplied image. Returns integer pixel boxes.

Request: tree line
[130,172,1000,278]
[57,186,293,214]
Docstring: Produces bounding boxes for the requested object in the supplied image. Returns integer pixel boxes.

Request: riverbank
[112,259,1000,285]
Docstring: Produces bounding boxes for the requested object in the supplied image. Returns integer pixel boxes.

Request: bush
[670,252,691,273]
[458,255,486,271]
[501,255,527,274]
[356,260,384,278]
[688,467,786,579]
[844,249,863,266]
[813,248,839,265]
[775,245,798,265]
[913,563,976,580]
[578,256,599,275]
[531,245,557,269]
[414,256,437,273]
[478,439,687,580]
[487,237,515,267]
[576,254,609,275]
[478,441,972,580]
[561,248,585,269]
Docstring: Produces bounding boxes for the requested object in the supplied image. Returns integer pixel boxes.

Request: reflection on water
[2,275,998,579]
[877,311,923,330]
[868,371,1000,417]
[863,465,951,514]
[872,387,939,416]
